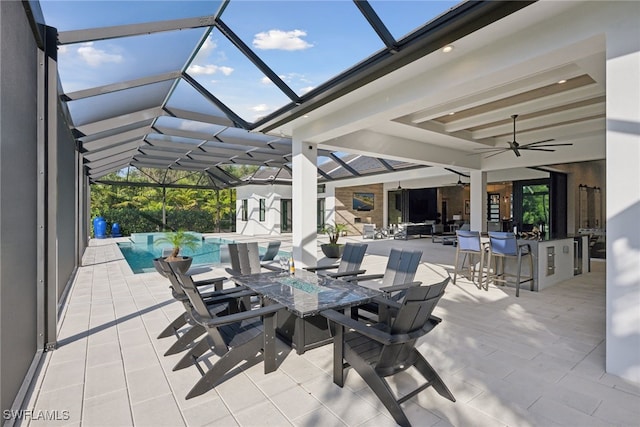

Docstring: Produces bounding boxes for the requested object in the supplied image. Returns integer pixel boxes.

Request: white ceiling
[269,0,606,178]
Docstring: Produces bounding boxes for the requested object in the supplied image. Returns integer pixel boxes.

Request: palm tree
[154,230,200,261]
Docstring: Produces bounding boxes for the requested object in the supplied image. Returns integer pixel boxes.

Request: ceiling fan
[475,114,573,158]
[444,167,469,187]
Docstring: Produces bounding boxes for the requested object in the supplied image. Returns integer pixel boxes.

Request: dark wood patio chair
[322,278,454,427]
[154,258,252,356]
[345,248,423,324]
[168,263,284,400]
[305,242,368,279]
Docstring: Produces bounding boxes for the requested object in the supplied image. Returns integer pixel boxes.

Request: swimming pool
[117,233,235,274]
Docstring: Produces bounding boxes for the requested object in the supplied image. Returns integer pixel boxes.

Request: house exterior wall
[236,185,292,236]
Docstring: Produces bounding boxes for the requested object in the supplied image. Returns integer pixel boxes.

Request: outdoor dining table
[230,269,381,354]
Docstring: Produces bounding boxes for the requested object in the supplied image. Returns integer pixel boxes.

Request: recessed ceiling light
[448,112,455,116]
[442,45,454,53]
[558,79,567,84]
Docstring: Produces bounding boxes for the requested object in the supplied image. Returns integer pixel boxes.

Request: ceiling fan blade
[521,139,555,147]
[521,147,556,152]
[529,142,574,147]
[444,167,470,178]
[484,150,509,159]
[512,147,521,157]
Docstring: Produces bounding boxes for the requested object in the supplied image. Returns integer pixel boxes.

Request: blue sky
[40,1,460,123]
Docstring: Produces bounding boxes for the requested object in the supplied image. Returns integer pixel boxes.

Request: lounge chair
[168,263,284,399]
[259,241,281,261]
[322,278,454,427]
[305,242,367,279]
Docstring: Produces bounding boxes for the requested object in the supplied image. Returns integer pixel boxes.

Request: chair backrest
[228,242,262,274]
[260,241,281,261]
[362,224,376,237]
[337,243,368,274]
[456,230,481,252]
[459,223,470,231]
[488,232,518,255]
[377,278,450,372]
[381,249,422,288]
[154,258,188,299]
[165,261,212,319]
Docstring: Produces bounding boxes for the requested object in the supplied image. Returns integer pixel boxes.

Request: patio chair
[259,241,281,261]
[345,248,423,323]
[154,258,252,356]
[322,278,454,427]
[168,263,285,399]
[362,224,376,239]
[487,231,534,297]
[305,242,368,279]
[452,230,489,290]
[226,242,262,276]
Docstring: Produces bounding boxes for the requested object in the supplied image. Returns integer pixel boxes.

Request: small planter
[321,244,344,259]
[153,256,193,276]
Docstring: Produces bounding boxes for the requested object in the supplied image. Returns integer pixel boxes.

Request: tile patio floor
[23,234,640,426]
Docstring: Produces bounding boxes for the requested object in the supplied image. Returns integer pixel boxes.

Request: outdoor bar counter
[497,235,589,292]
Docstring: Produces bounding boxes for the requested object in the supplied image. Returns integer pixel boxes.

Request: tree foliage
[90,167,244,235]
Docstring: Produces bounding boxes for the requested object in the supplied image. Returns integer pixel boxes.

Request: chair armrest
[344,273,384,282]
[322,309,436,345]
[260,262,282,272]
[304,264,339,272]
[379,281,422,294]
[325,269,366,279]
[194,276,227,287]
[370,295,402,310]
[204,303,285,328]
[225,267,242,276]
[202,289,256,305]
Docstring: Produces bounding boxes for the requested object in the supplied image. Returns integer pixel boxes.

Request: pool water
[117,234,235,274]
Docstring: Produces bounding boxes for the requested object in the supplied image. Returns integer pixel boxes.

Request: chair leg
[516,251,522,297]
[528,252,535,291]
[344,347,412,427]
[452,247,460,284]
[412,350,456,403]
[157,313,188,339]
[185,334,263,399]
[173,337,212,371]
[164,324,206,356]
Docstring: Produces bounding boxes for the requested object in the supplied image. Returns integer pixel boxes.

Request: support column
[469,171,487,232]
[292,138,317,268]
[605,27,640,382]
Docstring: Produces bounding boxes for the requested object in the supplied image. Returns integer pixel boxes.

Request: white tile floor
[23,234,640,427]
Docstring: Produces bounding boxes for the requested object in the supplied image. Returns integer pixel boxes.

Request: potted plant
[153,230,200,275]
[320,223,348,258]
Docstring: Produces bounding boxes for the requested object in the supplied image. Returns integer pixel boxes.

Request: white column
[469,171,487,232]
[605,29,640,382]
[292,138,318,268]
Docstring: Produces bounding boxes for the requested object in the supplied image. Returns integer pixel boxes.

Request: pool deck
[22,233,640,426]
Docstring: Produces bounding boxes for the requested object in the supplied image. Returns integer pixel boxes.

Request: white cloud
[299,86,315,94]
[58,45,69,55]
[253,29,313,51]
[76,42,123,67]
[252,104,270,113]
[261,76,273,85]
[188,64,234,76]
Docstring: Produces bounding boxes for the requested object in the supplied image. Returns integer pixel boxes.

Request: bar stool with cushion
[487,232,534,297]
[452,230,488,290]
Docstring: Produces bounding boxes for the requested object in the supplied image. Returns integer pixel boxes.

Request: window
[259,199,265,222]
[241,199,248,221]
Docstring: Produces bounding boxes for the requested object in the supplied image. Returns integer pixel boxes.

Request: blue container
[93,216,105,238]
[95,218,107,239]
[111,222,122,237]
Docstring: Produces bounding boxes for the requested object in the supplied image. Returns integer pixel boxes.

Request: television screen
[353,192,374,211]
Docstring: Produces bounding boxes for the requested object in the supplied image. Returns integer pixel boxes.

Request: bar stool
[452,230,489,290]
[487,232,534,297]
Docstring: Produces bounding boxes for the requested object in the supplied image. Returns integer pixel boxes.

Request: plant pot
[154,256,193,275]
[321,243,344,259]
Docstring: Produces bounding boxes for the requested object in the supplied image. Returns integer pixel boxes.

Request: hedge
[93,208,235,237]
